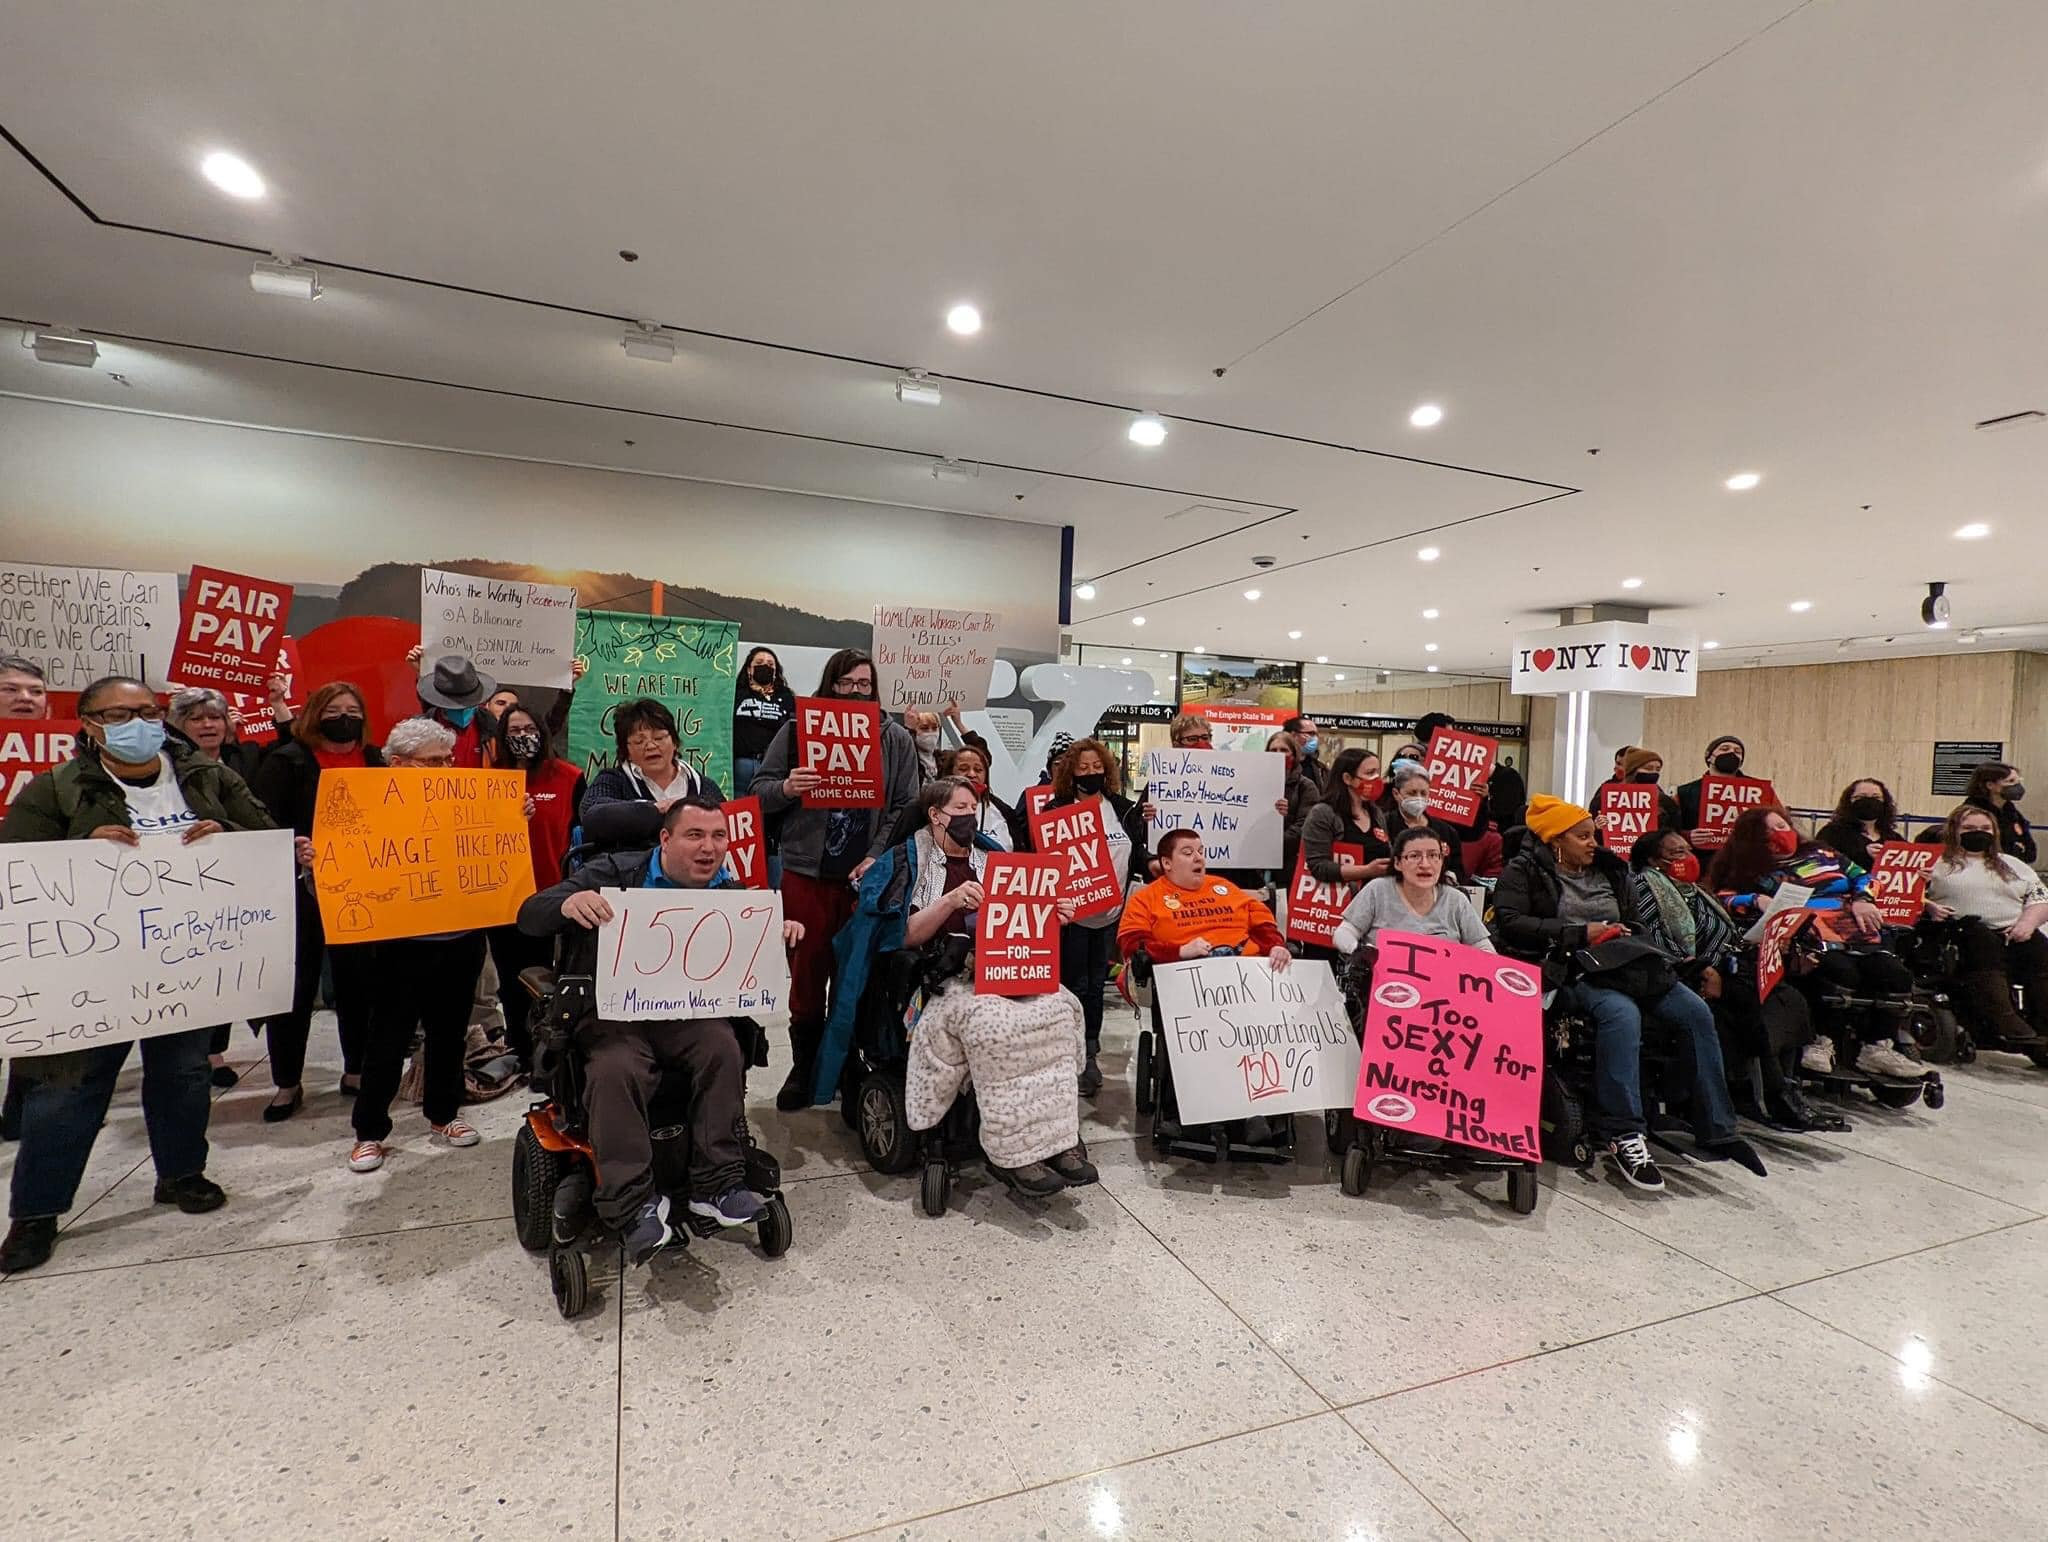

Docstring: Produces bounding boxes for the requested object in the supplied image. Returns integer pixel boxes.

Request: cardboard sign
[1023,783,1056,820]
[1,720,81,815]
[1423,728,1495,825]
[421,567,577,688]
[0,830,296,1058]
[310,768,535,942]
[975,853,1062,994]
[595,887,790,1019]
[226,635,303,746]
[1596,781,1659,856]
[1694,775,1777,850]
[1143,748,1284,868]
[794,696,882,806]
[1510,620,1699,698]
[1027,796,1123,921]
[1868,842,1939,927]
[1355,932,1544,1158]
[168,564,292,694]
[870,604,1000,712]
[567,610,738,790]
[1283,843,1364,948]
[1151,956,1359,1123]
[1756,908,1812,1002]
[722,795,769,889]
[0,562,181,689]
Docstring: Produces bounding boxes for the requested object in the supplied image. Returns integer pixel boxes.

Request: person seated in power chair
[518,794,803,1265]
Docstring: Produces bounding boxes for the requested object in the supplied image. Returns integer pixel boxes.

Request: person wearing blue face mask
[1282,714,1326,792]
[414,653,497,768]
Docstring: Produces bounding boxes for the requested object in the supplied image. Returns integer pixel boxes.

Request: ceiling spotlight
[1953,522,1990,540]
[895,370,942,406]
[1424,642,1439,653]
[1421,608,1440,620]
[200,150,265,199]
[1921,581,1951,628]
[1409,403,1444,428]
[1417,546,1441,562]
[1128,413,1168,448]
[250,256,321,300]
[1072,583,1097,601]
[1130,615,1146,627]
[23,329,98,368]
[1315,655,1329,664]
[1192,644,1206,653]
[1243,589,1262,601]
[1725,471,1762,491]
[1789,599,1813,612]
[1287,629,1302,640]
[945,303,982,335]
[1621,577,1643,590]
[1703,640,1720,650]
[621,322,676,363]
[1426,665,1440,673]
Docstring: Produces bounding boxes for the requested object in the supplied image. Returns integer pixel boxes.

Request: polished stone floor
[5,1007,2046,1541]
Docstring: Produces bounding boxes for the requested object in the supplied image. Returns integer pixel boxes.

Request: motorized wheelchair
[1784,930,1946,1109]
[509,963,793,1319]
[1894,916,2048,1069]
[1126,947,1298,1165]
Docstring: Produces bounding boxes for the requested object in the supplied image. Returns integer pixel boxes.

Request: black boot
[777,1022,820,1112]
[1077,1053,1103,1097]
[0,1216,58,1273]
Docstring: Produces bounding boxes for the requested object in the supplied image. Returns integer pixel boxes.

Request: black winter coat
[1490,839,1641,981]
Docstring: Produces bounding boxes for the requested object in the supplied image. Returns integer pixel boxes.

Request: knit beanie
[1705,734,1745,761]
[1619,747,1663,781]
[1525,794,1593,843]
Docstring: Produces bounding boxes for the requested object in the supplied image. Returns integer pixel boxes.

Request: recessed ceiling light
[1242,589,1261,601]
[1332,673,1346,681]
[1953,522,1991,540]
[1725,471,1762,492]
[1192,644,1206,653]
[1128,413,1168,447]
[1072,582,1097,601]
[1621,577,1643,590]
[1421,608,1440,620]
[1314,655,1329,664]
[1286,628,1302,639]
[945,302,982,335]
[1130,615,1146,627]
[1409,403,1444,428]
[1426,664,1440,673]
[1424,642,1439,653]
[1417,546,1441,562]
[200,150,265,199]
[1157,652,1168,660]
[1120,656,1132,666]
[1789,599,1813,612]
[1703,640,1720,650]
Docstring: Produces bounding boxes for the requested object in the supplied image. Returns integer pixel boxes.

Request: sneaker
[1605,1133,1666,1192]
[348,1139,388,1173]
[1047,1144,1099,1186]
[1077,1055,1103,1097]
[0,1216,58,1273]
[1856,1041,1925,1080]
[1799,1038,1837,1074]
[990,1160,1067,1198]
[687,1188,766,1228]
[430,1118,481,1148]
[153,1174,226,1213]
[623,1196,673,1266]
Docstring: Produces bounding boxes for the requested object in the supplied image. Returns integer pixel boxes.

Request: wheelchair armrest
[1127,948,1154,986]
[518,965,559,1002]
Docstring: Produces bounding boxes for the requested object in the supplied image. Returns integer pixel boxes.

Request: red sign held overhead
[975,854,1062,994]
[1868,842,1939,927]
[1756,908,1812,1002]
[1283,843,1364,948]
[1022,783,1056,820]
[1423,728,1496,825]
[169,565,294,695]
[722,795,769,889]
[1,720,80,814]
[1694,774,1777,850]
[1027,795,1123,921]
[793,696,882,806]
[1596,782,1659,856]
[226,635,302,746]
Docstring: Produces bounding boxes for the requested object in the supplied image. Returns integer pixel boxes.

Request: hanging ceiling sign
[1509,622,1698,698]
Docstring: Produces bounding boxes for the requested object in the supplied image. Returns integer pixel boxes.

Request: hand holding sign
[1424,729,1495,825]
[1868,843,1938,926]
[596,888,791,1018]
[722,796,769,889]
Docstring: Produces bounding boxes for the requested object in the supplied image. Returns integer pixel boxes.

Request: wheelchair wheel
[1870,1083,1923,1109]
[856,1072,918,1174]
[1904,1003,1959,1065]
[1923,1079,1946,1109]
[1540,1072,1593,1167]
[513,1122,564,1254]
[1134,1032,1157,1116]
[756,1195,794,1258]
[919,1160,950,1217]
[2026,1043,2048,1070]
[1507,1165,1540,1215]
[549,1243,589,1319]
[1340,1143,1370,1196]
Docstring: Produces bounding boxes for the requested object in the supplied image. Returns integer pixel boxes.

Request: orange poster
[310,767,535,942]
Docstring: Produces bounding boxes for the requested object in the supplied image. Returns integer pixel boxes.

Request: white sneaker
[430,1118,481,1148]
[348,1139,388,1173]
[1856,1042,1923,1080]
[1800,1038,1836,1073]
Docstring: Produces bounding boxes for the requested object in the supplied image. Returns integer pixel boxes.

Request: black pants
[1953,924,2048,1039]
[266,887,379,1088]
[485,924,553,1065]
[1059,924,1113,1051]
[352,934,486,1141]
[581,1018,746,1223]
[1804,947,1913,1043]
[1708,969,1803,1095]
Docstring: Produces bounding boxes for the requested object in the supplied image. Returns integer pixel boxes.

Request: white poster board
[1143,748,1284,868]
[870,604,1000,711]
[0,829,297,1059]
[0,561,181,689]
[420,567,578,688]
[595,887,791,1019]
[1151,956,1360,1124]
[1742,881,1814,943]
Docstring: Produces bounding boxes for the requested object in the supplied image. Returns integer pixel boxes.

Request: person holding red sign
[1300,748,1392,892]
[1378,760,1470,884]
[1675,735,1754,833]
[1815,778,1904,873]
[1922,805,2048,1050]
[1617,748,1683,834]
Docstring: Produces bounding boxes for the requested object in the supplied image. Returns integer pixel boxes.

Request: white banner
[1143,748,1284,868]
[0,561,181,689]
[420,567,578,688]
[0,829,297,1059]
[870,604,1001,712]
[595,887,791,1019]
[1509,620,1699,698]
[1151,956,1360,1124]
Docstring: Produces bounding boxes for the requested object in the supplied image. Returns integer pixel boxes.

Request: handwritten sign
[1283,844,1363,948]
[421,567,577,688]
[1869,842,1939,927]
[794,696,882,806]
[596,887,790,1019]
[723,795,769,889]
[1695,775,1776,850]
[1424,728,1495,825]
[1596,782,1659,857]
[871,604,1000,712]
[1027,796,1123,920]
[1151,956,1359,1123]
[0,830,295,1059]
[0,562,180,688]
[168,564,292,694]
[1756,908,1812,1002]
[1356,932,1543,1158]
[2,720,80,815]
[975,853,1061,993]
[567,610,738,789]
[310,768,535,942]
[1143,748,1283,868]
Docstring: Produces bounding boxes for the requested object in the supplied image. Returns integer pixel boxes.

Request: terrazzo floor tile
[1804,1074,2048,1211]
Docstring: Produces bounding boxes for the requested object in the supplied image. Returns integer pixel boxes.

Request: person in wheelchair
[1921,804,2048,1052]
[1492,796,1743,1191]
[1119,829,1292,973]
[518,794,803,1264]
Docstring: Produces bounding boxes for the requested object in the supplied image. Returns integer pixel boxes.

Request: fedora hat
[416,653,496,710]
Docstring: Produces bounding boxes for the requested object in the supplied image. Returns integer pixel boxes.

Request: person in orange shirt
[1119,829,1291,970]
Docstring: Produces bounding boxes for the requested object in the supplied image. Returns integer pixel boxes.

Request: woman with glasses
[579,696,725,855]
[1332,825,1492,957]
[0,674,281,1274]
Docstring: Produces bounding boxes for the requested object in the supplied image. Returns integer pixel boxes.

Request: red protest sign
[975,853,1062,994]
[1355,931,1544,1158]
[1283,843,1363,948]
[1868,842,1938,926]
[169,565,293,695]
[1,720,80,814]
[1694,774,1777,850]
[1756,908,1812,1001]
[722,795,770,889]
[1423,728,1495,825]
[227,635,302,745]
[1027,795,1122,920]
[1023,783,1055,820]
[1596,782,1659,856]
[794,696,881,806]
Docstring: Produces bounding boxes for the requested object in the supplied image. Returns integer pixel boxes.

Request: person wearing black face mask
[1923,804,2048,1050]
[1676,735,1751,833]
[1816,778,1902,872]
[731,647,796,796]
[1616,747,1684,833]
[1960,762,2036,864]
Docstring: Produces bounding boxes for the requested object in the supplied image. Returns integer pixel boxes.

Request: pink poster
[1354,931,1544,1158]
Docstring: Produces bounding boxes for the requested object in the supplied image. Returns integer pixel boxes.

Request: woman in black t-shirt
[732,647,796,789]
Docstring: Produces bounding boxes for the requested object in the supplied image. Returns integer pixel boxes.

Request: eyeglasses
[1180,736,1214,748]
[625,733,674,750]
[1396,850,1442,864]
[84,704,164,725]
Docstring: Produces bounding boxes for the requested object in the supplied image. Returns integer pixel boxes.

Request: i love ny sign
[1509,621,1699,698]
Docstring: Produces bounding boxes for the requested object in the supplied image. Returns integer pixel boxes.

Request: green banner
[568,610,739,790]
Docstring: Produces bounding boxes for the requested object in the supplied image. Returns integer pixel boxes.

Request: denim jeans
[1059,923,1113,1050]
[9,1025,216,1219]
[1565,980,1736,1143]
